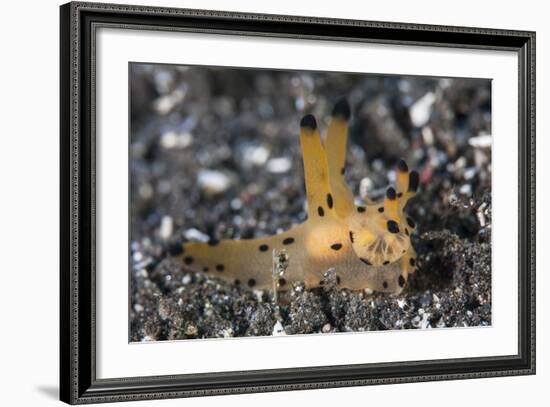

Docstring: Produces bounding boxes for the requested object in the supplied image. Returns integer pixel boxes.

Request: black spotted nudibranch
[173,99,419,294]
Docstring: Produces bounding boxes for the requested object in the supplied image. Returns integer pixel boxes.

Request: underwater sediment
[129,65,492,340]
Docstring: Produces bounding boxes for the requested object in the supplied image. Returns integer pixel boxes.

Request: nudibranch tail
[176,225,308,290]
[171,98,420,294]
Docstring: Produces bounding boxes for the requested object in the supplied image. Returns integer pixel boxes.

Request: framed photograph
[60,1,535,404]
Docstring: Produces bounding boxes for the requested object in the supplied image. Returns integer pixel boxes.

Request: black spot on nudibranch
[234,279,241,285]
[331,243,342,251]
[332,98,351,120]
[259,244,269,252]
[383,261,390,265]
[405,228,410,236]
[278,278,286,287]
[397,159,409,172]
[382,281,388,289]
[318,206,325,217]
[326,193,333,209]
[360,257,372,266]
[398,275,405,287]
[397,192,403,198]
[408,170,419,192]
[409,258,416,267]
[349,231,355,243]
[183,256,194,265]
[300,114,317,130]
[216,264,224,272]
[283,237,294,245]
[407,216,416,228]
[336,275,341,285]
[387,220,400,234]
[357,206,366,213]
[248,278,256,287]
[340,167,345,175]
[378,207,384,213]
[386,187,396,200]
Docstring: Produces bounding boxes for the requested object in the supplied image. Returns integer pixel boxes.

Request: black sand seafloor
[129,64,492,341]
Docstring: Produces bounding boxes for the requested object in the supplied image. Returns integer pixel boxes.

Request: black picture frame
[60,1,536,404]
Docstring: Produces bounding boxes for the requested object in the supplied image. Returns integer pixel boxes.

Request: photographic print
[129,63,492,341]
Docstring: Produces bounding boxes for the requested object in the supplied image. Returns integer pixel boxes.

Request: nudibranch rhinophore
[173,99,419,294]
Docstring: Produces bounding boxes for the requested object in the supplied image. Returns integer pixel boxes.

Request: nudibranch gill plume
[172,99,419,294]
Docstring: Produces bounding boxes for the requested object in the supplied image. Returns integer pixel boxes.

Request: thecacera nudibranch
[172,99,419,294]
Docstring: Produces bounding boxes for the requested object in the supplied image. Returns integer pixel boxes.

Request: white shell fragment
[197,169,232,195]
[272,320,287,336]
[184,228,210,242]
[243,144,270,167]
[266,157,292,173]
[159,216,173,240]
[468,132,492,148]
[410,92,436,127]
[160,130,193,149]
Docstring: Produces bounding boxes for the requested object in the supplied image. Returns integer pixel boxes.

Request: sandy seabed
[129,65,492,341]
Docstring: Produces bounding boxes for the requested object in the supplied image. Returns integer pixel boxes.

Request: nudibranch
[173,99,419,294]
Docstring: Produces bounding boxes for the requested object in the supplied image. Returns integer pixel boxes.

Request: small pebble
[230,198,243,211]
[464,167,477,180]
[159,216,173,240]
[197,169,232,195]
[185,325,198,337]
[272,321,287,336]
[184,228,209,242]
[138,183,153,200]
[459,184,472,196]
[359,177,374,199]
[221,328,234,338]
[153,87,186,115]
[468,132,492,148]
[421,126,434,145]
[242,144,270,167]
[266,157,292,173]
[160,130,193,149]
[410,92,436,127]
[153,69,174,94]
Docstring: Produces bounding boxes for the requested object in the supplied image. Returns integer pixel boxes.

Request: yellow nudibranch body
[175,99,419,294]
